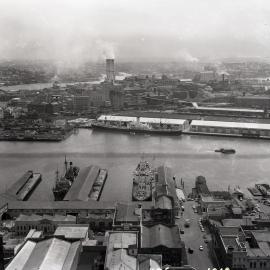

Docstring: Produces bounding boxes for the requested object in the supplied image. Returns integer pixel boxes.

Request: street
[176,201,217,270]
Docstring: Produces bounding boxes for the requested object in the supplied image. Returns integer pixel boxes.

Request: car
[188,247,194,254]
[201,228,205,232]
[192,205,196,209]
[199,245,203,251]
[194,209,198,213]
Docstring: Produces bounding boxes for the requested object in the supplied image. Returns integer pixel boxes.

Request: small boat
[215,148,236,154]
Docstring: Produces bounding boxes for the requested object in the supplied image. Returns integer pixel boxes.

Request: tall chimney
[106,59,115,83]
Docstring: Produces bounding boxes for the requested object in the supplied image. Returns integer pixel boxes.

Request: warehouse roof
[141,224,182,249]
[98,115,187,125]
[98,115,137,122]
[196,106,263,113]
[54,225,89,239]
[6,238,81,270]
[7,199,114,210]
[191,120,270,130]
[105,232,137,270]
[114,203,141,223]
[140,117,187,125]
[16,214,76,223]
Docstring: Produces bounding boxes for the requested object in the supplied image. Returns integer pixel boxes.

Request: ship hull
[92,124,182,135]
[53,189,69,201]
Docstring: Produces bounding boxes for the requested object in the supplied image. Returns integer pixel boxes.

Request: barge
[215,148,236,154]
[89,169,108,200]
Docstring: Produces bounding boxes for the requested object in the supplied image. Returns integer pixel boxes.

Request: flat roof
[115,203,140,223]
[16,214,76,223]
[64,165,100,201]
[140,117,187,125]
[196,106,263,113]
[191,120,270,130]
[54,225,88,239]
[7,199,115,210]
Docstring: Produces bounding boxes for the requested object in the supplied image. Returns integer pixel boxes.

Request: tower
[106,59,115,83]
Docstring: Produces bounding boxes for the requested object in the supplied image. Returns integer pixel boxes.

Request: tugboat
[215,148,236,154]
[52,157,80,201]
[132,160,154,201]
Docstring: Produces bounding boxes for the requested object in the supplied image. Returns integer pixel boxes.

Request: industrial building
[97,115,189,131]
[5,237,81,270]
[106,58,115,83]
[190,120,270,138]
[15,214,76,235]
[140,224,184,267]
[189,106,266,118]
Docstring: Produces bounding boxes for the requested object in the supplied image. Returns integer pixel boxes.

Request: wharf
[64,165,100,201]
[183,131,270,140]
[4,171,42,201]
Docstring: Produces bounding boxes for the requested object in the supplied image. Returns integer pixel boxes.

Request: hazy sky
[0,0,270,63]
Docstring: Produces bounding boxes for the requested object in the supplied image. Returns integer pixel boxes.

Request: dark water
[0,129,269,202]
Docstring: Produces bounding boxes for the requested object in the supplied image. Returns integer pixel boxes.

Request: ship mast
[64,155,68,173]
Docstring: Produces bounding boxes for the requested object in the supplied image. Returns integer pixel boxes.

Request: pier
[4,171,42,201]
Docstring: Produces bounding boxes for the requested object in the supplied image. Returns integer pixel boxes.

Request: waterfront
[0,129,270,202]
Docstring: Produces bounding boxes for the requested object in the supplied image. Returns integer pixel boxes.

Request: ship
[132,160,154,201]
[215,148,236,154]
[52,157,80,201]
[91,117,183,135]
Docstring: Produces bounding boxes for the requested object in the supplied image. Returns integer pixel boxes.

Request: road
[176,201,217,270]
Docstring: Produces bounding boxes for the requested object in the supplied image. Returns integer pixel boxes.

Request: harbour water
[0,129,270,202]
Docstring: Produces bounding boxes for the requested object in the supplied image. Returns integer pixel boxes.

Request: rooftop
[141,224,182,249]
[105,232,137,270]
[6,237,81,270]
[195,106,264,113]
[191,120,270,130]
[98,115,187,125]
[114,203,141,224]
[16,214,76,223]
[54,225,89,240]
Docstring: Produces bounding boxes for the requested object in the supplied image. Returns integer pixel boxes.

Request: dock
[64,165,100,201]
[5,171,42,201]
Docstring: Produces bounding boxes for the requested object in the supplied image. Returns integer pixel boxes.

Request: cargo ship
[91,115,187,135]
[52,157,80,201]
[89,169,108,200]
[132,160,154,201]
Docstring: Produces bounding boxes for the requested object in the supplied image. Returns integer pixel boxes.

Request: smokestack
[106,59,115,83]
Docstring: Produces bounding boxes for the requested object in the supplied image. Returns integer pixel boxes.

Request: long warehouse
[190,120,270,138]
[97,115,189,130]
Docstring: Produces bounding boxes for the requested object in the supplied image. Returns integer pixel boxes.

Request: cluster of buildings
[191,175,270,270]
[0,165,191,269]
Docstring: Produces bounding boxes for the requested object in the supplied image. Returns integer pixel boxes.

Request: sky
[0,0,270,64]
